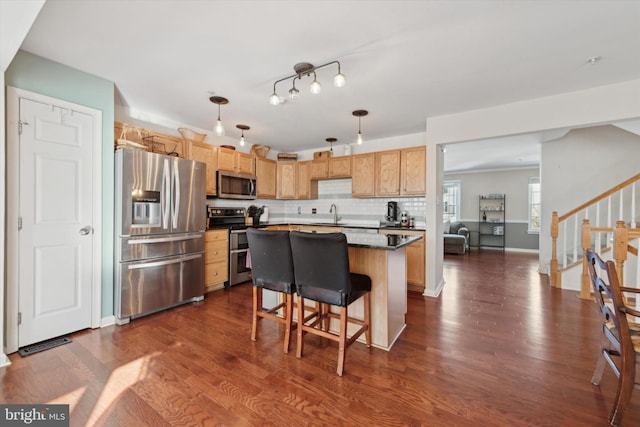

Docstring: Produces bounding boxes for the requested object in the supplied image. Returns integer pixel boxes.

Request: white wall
[539,125,640,275]
[445,168,539,223]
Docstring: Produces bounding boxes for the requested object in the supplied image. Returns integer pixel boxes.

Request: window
[443,180,461,222]
[528,176,540,233]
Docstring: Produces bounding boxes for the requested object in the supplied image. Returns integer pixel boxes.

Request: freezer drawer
[116,252,204,322]
[119,232,204,262]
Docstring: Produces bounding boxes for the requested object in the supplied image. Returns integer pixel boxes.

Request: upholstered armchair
[444,220,469,254]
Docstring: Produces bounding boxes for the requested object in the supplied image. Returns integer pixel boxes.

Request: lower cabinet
[384,229,425,293]
[205,229,228,292]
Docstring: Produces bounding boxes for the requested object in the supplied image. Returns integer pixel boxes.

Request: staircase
[550,173,640,296]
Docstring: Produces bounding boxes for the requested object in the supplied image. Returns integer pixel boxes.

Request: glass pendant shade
[310,77,321,94]
[240,136,245,146]
[333,72,346,87]
[215,119,225,136]
[289,86,299,99]
[269,93,280,105]
[357,131,363,145]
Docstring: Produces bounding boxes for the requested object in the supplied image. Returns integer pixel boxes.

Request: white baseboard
[0,352,11,367]
[423,278,444,298]
[101,315,116,327]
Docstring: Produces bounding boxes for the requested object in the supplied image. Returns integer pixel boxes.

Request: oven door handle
[230,248,248,255]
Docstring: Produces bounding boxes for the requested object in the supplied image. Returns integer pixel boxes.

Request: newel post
[550,211,560,287]
[613,220,628,287]
[580,219,592,299]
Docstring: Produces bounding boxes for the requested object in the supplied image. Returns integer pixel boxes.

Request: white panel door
[18,98,94,347]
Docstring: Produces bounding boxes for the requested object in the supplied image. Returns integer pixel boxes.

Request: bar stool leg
[364,293,371,347]
[296,295,305,358]
[251,286,262,341]
[283,293,293,353]
[337,307,348,376]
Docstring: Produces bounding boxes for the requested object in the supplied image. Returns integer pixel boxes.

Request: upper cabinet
[277,161,297,199]
[401,146,426,196]
[328,156,351,178]
[375,149,401,196]
[296,160,318,199]
[351,153,376,197]
[353,146,425,198]
[255,157,277,199]
[310,159,328,180]
[216,146,255,175]
[186,140,217,196]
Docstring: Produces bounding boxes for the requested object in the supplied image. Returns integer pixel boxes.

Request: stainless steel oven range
[207,206,262,287]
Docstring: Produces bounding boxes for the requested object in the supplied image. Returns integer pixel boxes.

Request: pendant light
[352,110,368,145]
[326,137,337,155]
[210,96,229,136]
[236,124,249,146]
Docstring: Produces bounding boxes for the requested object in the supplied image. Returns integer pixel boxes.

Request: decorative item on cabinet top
[178,127,206,144]
[251,144,270,158]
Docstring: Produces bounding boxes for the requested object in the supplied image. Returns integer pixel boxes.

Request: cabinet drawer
[205,242,228,264]
[205,260,228,284]
[206,229,228,242]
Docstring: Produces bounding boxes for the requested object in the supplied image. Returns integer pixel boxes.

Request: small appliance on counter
[400,210,409,227]
[380,201,401,227]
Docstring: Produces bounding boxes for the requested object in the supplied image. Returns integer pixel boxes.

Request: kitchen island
[267,225,421,351]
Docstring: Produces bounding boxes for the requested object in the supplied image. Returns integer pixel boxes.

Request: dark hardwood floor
[2,250,638,426]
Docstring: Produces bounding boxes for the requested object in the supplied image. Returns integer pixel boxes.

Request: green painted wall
[6,50,115,318]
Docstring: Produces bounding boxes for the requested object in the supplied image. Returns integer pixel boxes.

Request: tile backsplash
[207,178,426,227]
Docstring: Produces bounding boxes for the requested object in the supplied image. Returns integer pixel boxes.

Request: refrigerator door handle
[172,158,180,229]
[162,159,170,229]
[127,253,203,270]
[128,233,203,245]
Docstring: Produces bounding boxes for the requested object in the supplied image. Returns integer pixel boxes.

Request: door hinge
[18,312,22,325]
[18,216,23,230]
[18,120,29,135]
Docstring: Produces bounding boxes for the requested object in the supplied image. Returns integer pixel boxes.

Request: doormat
[18,336,72,356]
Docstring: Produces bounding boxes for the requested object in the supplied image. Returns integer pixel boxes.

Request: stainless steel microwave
[217,170,257,199]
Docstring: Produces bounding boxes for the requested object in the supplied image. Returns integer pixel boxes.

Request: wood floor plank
[1,250,638,426]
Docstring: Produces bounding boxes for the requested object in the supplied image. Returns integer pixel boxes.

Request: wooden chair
[289,231,371,376]
[246,229,297,353]
[586,248,640,426]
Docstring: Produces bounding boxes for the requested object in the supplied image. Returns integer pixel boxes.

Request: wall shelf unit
[478,194,505,250]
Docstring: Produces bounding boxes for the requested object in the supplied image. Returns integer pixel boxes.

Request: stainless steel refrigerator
[114,148,206,324]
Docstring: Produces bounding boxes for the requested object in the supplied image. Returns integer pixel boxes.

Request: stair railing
[550,173,639,288]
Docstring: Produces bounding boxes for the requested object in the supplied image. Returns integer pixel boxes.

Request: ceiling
[18,1,640,171]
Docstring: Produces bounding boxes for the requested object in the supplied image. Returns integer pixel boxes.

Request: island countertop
[343,231,422,250]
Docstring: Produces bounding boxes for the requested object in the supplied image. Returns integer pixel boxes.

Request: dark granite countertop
[260,221,425,232]
[344,232,422,250]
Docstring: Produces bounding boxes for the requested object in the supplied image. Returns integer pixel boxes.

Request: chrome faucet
[330,203,341,225]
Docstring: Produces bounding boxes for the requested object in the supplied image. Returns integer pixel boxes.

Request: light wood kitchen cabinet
[384,229,425,293]
[216,146,236,172]
[277,161,297,199]
[351,153,376,197]
[296,160,318,199]
[328,156,351,178]
[401,146,426,196]
[255,157,277,199]
[216,146,255,174]
[310,159,328,179]
[186,140,217,196]
[205,229,229,292]
[375,149,401,196]
[237,152,254,174]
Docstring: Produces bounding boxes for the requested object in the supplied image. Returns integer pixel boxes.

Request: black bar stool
[289,231,371,376]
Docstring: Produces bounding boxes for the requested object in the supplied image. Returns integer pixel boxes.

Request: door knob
[79,226,92,235]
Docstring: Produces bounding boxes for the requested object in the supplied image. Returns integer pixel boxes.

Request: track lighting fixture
[352,110,368,145]
[236,124,249,146]
[210,96,229,136]
[270,61,345,105]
